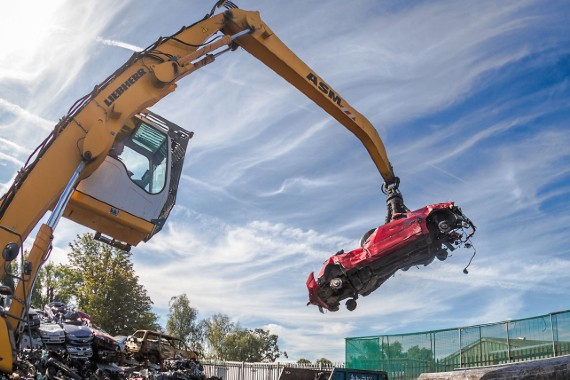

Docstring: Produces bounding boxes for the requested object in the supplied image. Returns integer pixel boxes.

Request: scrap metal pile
[4,302,220,380]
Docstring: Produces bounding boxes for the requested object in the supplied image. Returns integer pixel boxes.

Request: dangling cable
[463,245,476,274]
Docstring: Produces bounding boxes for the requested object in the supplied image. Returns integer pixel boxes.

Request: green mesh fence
[345,310,570,380]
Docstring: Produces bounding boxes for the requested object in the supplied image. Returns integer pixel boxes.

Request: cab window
[119,122,169,194]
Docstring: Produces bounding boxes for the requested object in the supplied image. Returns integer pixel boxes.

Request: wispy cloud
[2,0,570,363]
[96,37,143,52]
[0,99,54,132]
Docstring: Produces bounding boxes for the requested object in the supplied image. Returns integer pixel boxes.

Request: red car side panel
[331,215,427,273]
[306,202,473,312]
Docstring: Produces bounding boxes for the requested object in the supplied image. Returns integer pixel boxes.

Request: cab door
[63,110,192,248]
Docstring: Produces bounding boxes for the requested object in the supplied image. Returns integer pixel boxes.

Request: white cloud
[2,0,569,363]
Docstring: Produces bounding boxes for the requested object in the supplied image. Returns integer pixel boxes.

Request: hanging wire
[463,245,476,274]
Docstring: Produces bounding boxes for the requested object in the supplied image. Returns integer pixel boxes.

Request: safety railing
[201,361,344,380]
[345,309,570,380]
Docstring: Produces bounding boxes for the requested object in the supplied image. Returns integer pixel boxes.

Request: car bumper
[306,272,332,312]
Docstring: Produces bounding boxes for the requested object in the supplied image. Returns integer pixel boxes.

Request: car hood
[62,324,93,343]
[39,323,65,334]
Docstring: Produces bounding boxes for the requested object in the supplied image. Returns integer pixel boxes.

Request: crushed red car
[307,202,475,312]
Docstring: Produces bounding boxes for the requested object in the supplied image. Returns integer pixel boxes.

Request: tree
[62,233,159,334]
[202,313,236,359]
[166,294,203,352]
[223,328,282,362]
[406,345,434,362]
[383,341,405,359]
[0,250,51,308]
[315,357,333,367]
[201,313,284,362]
[31,262,75,308]
[1,259,17,291]
[297,358,311,365]
[250,328,283,362]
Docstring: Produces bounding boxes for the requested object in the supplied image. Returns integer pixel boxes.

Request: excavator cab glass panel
[65,110,193,246]
[121,122,169,194]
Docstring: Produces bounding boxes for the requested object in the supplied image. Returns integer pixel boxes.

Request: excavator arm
[148,8,406,216]
[150,9,397,185]
[225,10,397,184]
[149,8,404,216]
[0,4,402,373]
[225,9,406,219]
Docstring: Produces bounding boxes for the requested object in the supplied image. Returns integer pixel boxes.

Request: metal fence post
[458,328,462,368]
[550,313,557,356]
[506,322,511,362]
[479,326,483,366]
[431,333,435,366]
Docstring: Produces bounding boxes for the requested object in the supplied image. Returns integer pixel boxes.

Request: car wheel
[346,299,357,311]
[436,249,448,261]
[329,277,343,290]
[428,210,458,235]
[359,228,377,247]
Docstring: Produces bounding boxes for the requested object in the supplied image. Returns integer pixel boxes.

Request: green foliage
[251,328,283,362]
[202,313,235,360]
[201,313,283,362]
[222,329,257,361]
[166,294,203,352]
[315,357,333,366]
[65,234,159,335]
[406,345,434,362]
[381,340,434,362]
[297,358,311,365]
[1,260,17,291]
[30,233,159,334]
[223,328,282,362]
[346,338,382,369]
[30,265,43,307]
[31,262,75,308]
[383,341,405,359]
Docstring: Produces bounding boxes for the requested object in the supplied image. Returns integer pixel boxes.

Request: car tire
[346,299,357,311]
[359,228,377,247]
[329,277,343,290]
[436,249,448,261]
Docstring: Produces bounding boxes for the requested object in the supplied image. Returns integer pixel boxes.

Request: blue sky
[1,0,569,363]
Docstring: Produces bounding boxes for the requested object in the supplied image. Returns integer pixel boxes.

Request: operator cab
[63,110,192,250]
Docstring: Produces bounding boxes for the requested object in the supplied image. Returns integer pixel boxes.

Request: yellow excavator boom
[0,5,398,373]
